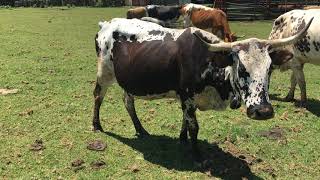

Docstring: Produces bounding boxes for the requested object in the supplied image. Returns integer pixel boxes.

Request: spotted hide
[93,18,310,161]
[269,9,319,107]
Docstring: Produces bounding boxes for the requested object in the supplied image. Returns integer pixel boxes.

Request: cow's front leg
[93,81,108,132]
[292,65,307,107]
[284,72,297,102]
[179,115,188,144]
[180,95,202,161]
[123,92,150,137]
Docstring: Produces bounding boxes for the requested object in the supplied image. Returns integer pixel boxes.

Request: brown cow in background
[180,3,238,42]
[127,7,148,19]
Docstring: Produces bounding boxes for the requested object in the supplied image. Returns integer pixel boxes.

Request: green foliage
[0,8,319,179]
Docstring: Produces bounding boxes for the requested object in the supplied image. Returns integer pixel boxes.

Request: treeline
[0,0,125,7]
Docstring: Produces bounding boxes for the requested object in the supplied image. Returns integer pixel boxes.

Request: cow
[180,3,237,42]
[127,7,147,19]
[269,9,317,107]
[127,5,181,23]
[93,18,311,161]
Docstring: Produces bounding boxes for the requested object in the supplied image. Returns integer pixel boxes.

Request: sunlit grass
[0,7,319,179]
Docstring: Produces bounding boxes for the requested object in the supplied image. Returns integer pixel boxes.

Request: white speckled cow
[269,10,317,107]
[93,18,311,161]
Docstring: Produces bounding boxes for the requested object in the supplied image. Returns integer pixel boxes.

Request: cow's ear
[269,49,293,65]
[211,52,233,68]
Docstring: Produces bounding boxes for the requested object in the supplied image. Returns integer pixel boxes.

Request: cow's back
[269,9,320,65]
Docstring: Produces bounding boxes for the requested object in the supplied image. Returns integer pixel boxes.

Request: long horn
[266,17,314,48]
[193,32,232,52]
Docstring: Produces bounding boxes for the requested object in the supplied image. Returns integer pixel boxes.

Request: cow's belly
[134,86,228,111]
[294,50,320,65]
[135,90,177,100]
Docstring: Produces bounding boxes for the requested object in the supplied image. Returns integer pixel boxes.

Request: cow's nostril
[247,105,274,120]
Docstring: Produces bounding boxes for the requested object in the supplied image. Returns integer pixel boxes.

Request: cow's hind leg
[180,93,202,161]
[93,81,108,132]
[284,72,297,102]
[123,92,150,137]
[293,65,307,107]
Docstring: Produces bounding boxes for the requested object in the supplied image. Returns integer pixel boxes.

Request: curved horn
[266,17,314,48]
[193,32,232,52]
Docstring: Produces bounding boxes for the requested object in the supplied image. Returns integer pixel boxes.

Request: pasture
[0,7,319,179]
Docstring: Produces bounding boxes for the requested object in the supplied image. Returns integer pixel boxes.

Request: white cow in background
[269,10,319,107]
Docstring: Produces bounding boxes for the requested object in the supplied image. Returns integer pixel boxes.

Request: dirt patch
[71,159,85,172]
[223,141,260,166]
[129,164,140,173]
[29,139,45,151]
[288,125,304,133]
[19,109,34,116]
[257,127,285,140]
[90,160,106,170]
[87,140,106,151]
[0,88,18,95]
[255,162,277,178]
[71,159,84,167]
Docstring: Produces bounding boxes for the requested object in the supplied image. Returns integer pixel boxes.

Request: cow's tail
[141,17,166,27]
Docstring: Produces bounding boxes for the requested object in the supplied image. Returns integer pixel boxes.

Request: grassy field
[0,7,319,179]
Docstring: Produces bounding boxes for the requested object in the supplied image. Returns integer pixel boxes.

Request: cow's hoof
[92,124,104,132]
[179,133,188,145]
[179,138,189,145]
[283,95,294,102]
[296,101,307,108]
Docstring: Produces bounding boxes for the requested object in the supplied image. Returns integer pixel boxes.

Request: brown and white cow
[269,10,317,107]
[93,18,311,160]
[180,3,237,42]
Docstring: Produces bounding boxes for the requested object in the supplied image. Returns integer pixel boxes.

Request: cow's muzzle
[247,104,274,120]
[229,96,241,109]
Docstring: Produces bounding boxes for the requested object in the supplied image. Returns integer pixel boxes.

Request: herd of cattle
[93,3,319,160]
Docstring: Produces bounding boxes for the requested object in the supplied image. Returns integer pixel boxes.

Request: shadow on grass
[306,98,320,117]
[270,93,320,117]
[269,93,286,102]
[105,132,262,180]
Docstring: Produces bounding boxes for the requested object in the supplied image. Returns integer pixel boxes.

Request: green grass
[0,7,319,179]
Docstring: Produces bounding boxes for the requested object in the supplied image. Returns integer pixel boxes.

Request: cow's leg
[93,80,108,132]
[123,92,150,137]
[180,94,201,161]
[92,56,115,132]
[292,65,307,107]
[284,72,297,102]
[179,115,188,144]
